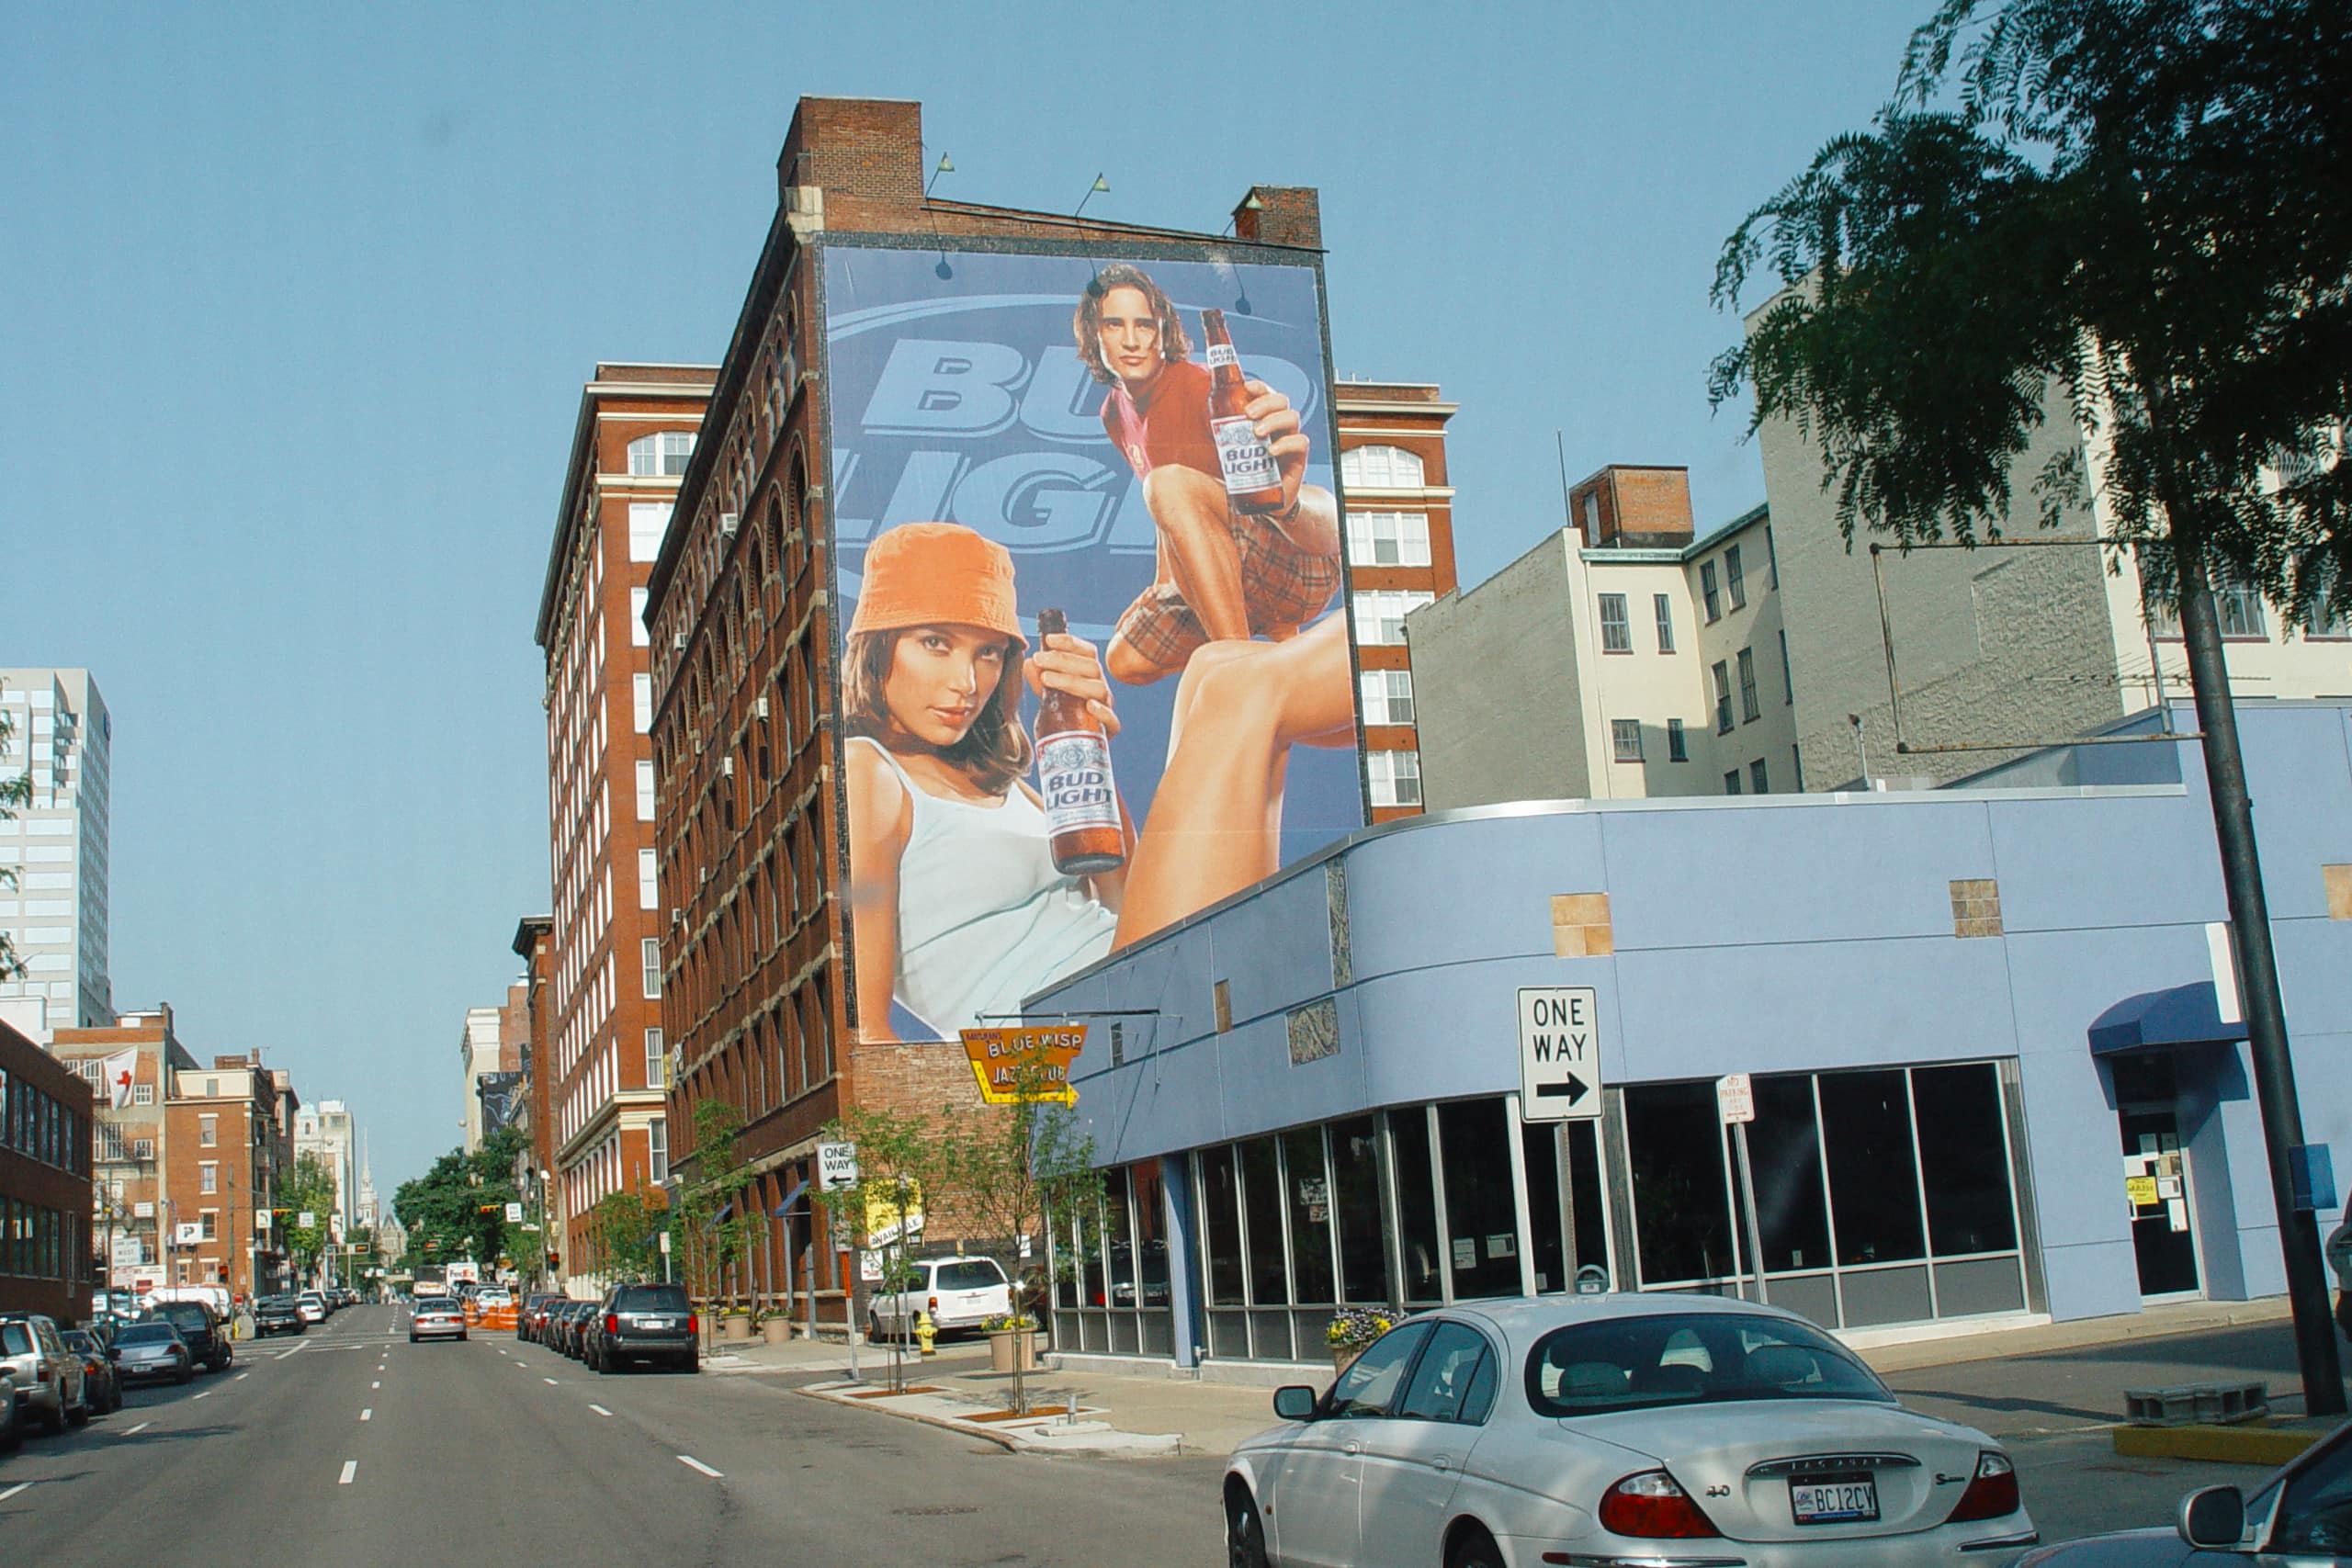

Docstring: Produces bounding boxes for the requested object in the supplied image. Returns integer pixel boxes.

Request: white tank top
[851,737,1118,1038]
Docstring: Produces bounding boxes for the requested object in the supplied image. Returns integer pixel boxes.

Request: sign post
[1518,987,1602,1122]
[817,1144,860,1382]
[1716,1075,1769,1305]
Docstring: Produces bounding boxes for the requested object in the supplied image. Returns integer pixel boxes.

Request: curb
[2112,1422,2324,1466]
[796,1382,1023,1451]
[794,1381,1182,1455]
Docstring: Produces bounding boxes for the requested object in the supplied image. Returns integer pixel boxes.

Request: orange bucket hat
[848,522,1023,639]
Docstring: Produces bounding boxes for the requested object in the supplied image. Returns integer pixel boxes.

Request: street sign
[173,1222,202,1246]
[958,1025,1085,1105]
[111,1237,143,1273]
[1716,1074,1757,1125]
[1517,987,1601,1122]
[298,1211,316,1229]
[658,1230,672,1255]
[504,1201,525,1224]
[817,1142,860,1192]
[254,1209,271,1231]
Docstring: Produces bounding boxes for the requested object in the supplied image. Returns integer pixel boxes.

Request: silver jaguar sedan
[1224,1293,2037,1568]
[2012,1416,2351,1565]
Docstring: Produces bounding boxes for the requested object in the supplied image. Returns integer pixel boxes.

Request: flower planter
[988,1328,1041,1373]
[1332,1345,1364,1378]
[720,1314,755,1342]
[761,1316,794,1346]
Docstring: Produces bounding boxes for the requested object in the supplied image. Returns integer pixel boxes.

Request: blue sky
[2,1,1924,1190]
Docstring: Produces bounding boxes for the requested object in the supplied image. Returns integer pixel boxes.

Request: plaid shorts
[1114,512,1340,671]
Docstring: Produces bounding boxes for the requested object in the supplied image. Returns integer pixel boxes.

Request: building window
[640,938,662,998]
[636,760,656,821]
[1351,591,1435,647]
[1750,758,1770,794]
[133,1085,153,1106]
[646,1028,665,1089]
[200,1212,217,1240]
[2217,581,2267,637]
[1367,749,1422,807]
[629,587,650,649]
[632,674,653,734]
[200,1164,218,1194]
[1701,560,1722,623]
[1725,544,1747,610]
[2304,597,2351,639]
[1654,593,1676,653]
[648,1118,668,1183]
[1343,510,1431,567]
[1723,769,1742,795]
[1598,594,1631,653]
[1780,629,1795,703]
[627,431,696,478]
[198,1115,217,1147]
[1667,718,1688,761]
[1713,661,1734,734]
[628,502,671,563]
[638,849,659,911]
[1611,719,1644,762]
[1339,444,1425,489]
[1738,647,1761,723]
[1358,670,1415,727]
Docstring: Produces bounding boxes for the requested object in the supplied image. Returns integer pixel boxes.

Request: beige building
[1408,466,1798,807]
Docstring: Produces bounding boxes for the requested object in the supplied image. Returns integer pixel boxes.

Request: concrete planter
[761,1316,793,1346]
[720,1314,755,1342]
[1332,1345,1365,1377]
[988,1328,1041,1373]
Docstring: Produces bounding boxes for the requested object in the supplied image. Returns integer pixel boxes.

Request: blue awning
[773,1178,808,1219]
[2088,982,2245,1055]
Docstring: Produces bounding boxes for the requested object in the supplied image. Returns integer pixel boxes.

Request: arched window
[1340,444,1426,489]
[628,431,696,477]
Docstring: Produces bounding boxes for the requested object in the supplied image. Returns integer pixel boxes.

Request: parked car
[1224,1295,2038,1568]
[295,1292,328,1325]
[2015,1415,2351,1564]
[1,1366,20,1452]
[520,1292,562,1343]
[141,1300,232,1372]
[0,1314,91,1433]
[866,1256,1012,1341]
[587,1284,698,1374]
[110,1322,195,1387]
[409,1296,466,1343]
[60,1328,121,1416]
[561,1302,597,1359]
[253,1296,305,1337]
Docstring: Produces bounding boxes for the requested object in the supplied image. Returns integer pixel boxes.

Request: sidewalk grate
[2124,1380,2269,1427]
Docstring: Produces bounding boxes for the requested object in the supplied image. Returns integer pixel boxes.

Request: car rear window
[2,1323,34,1354]
[118,1325,177,1345]
[158,1304,209,1327]
[1526,1312,1894,1418]
[934,1260,1008,1292]
[614,1286,690,1312]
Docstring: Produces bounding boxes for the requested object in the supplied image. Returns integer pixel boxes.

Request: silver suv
[0,1314,90,1436]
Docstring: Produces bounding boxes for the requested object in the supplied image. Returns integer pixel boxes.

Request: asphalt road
[1,1306,2322,1563]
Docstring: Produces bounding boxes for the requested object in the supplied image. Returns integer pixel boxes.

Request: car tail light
[1946,1451,2020,1522]
[927,1295,939,1314]
[605,1314,619,1336]
[685,1314,697,1336]
[1597,1471,1723,1540]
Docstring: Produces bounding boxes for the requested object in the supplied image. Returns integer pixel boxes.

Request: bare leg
[1276,483,1341,561]
[1106,466,1250,685]
[1114,618,1358,946]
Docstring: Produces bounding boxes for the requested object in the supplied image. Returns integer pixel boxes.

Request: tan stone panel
[2325,864,2352,921]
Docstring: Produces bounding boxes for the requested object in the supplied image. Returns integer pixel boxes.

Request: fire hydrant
[915,1311,938,1358]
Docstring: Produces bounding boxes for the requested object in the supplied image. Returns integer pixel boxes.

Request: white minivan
[865,1257,1012,1341]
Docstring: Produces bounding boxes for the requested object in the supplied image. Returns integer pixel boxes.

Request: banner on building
[821,241,1363,1044]
[476,1070,525,1135]
[958,1025,1085,1105]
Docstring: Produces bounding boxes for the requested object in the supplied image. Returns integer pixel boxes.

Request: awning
[773,1178,809,1219]
[2088,982,2245,1055]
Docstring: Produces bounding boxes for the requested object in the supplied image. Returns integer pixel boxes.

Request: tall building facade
[511,914,557,1275]
[164,1053,290,1296]
[293,1098,355,1230]
[52,1007,198,1296]
[458,1008,501,1155]
[0,668,113,1026]
[536,364,714,1282]
[1335,382,1460,821]
[0,1013,96,1320]
[1408,468,1797,807]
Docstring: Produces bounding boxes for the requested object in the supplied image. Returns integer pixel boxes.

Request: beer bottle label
[1212,415,1280,494]
[1205,342,1238,370]
[1035,731,1121,834]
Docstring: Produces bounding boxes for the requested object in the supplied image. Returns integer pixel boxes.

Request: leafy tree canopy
[280,1152,339,1276]
[390,1123,530,1270]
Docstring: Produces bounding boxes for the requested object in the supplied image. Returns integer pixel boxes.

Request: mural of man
[1075,264,1343,686]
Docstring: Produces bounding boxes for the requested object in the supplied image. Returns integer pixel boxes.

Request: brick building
[163,1053,290,1298]
[639,96,1350,1326]
[510,913,557,1276]
[1,1014,96,1320]
[51,1007,197,1297]
[1334,381,1460,819]
[535,364,715,1287]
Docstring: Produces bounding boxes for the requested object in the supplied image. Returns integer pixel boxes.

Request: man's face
[1096,285,1165,394]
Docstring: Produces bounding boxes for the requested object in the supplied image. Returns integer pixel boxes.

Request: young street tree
[1712,0,2348,1413]
[280,1152,339,1285]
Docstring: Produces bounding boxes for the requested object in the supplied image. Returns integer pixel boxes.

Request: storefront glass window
[1438,1099,1521,1300]
[1733,1074,1832,1272]
[1329,1114,1386,1304]
[1819,1069,1927,1265]
[1283,1127,1336,1305]
[1131,1159,1170,1310]
[1913,1064,2018,1256]
[1628,1080,1736,1285]
[1104,1166,1136,1305]
[1239,1135,1288,1305]
[1566,1120,1609,1283]
[1522,1124,1566,1293]
[1198,1145,1244,1306]
[1390,1111,1444,1303]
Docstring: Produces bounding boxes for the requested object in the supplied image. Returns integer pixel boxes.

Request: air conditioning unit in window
[673,632,689,650]
[720,513,741,538]
[752,695,768,719]
[721,756,735,777]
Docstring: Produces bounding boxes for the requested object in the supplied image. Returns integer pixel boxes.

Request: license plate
[640,1319,673,1329]
[1791,1476,1879,1524]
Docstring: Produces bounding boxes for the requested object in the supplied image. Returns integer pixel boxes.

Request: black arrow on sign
[1535,1073,1590,1107]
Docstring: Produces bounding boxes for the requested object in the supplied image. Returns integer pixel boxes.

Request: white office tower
[0,669,114,1027]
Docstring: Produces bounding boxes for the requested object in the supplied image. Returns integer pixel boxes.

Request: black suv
[253,1296,305,1337]
[142,1301,232,1372]
[587,1284,697,1374]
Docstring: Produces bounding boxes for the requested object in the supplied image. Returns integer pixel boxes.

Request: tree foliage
[280,1153,339,1280]
[1712,0,2352,620]
[390,1123,529,1271]
[673,1100,764,1311]
[587,1187,665,1284]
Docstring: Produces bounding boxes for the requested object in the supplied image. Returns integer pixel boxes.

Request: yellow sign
[2125,1175,2160,1208]
[865,1180,924,1248]
[959,1025,1084,1105]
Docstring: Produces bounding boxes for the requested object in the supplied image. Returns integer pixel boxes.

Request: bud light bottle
[1201,308,1285,515]
[1032,609,1125,874]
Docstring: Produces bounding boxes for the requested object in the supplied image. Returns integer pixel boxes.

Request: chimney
[1233,186,1322,248]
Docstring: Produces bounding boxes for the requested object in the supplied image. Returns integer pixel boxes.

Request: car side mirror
[1272,1385,1318,1422]
[2178,1484,2245,1548]
[107,1348,121,1360]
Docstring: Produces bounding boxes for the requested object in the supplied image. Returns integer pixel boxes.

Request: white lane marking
[0,1482,29,1502]
[542,1376,559,1385]
[277,1348,302,1360]
[119,1421,153,1436]
[338,1461,357,1485]
[677,1455,723,1478]
[192,1391,211,1401]
[236,1372,250,1382]
[370,1381,380,1389]
[360,1409,373,1421]
[589,1404,612,1416]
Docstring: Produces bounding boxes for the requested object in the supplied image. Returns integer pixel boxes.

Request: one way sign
[1518,987,1602,1122]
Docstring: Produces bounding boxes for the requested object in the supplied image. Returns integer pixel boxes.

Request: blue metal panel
[1216,870,1335,1029]
[1988,791,2223,934]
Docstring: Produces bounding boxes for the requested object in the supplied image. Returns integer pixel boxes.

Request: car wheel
[1226,1486,1268,1568]
[1446,1527,1505,1568]
[175,1366,193,1387]
[409,1332,419,1343]
[66,1393,91,1427]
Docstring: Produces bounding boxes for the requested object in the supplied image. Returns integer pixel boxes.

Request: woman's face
[882,623,1010,749]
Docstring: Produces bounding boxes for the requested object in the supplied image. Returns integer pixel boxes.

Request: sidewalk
[706,1297,2339,1461]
